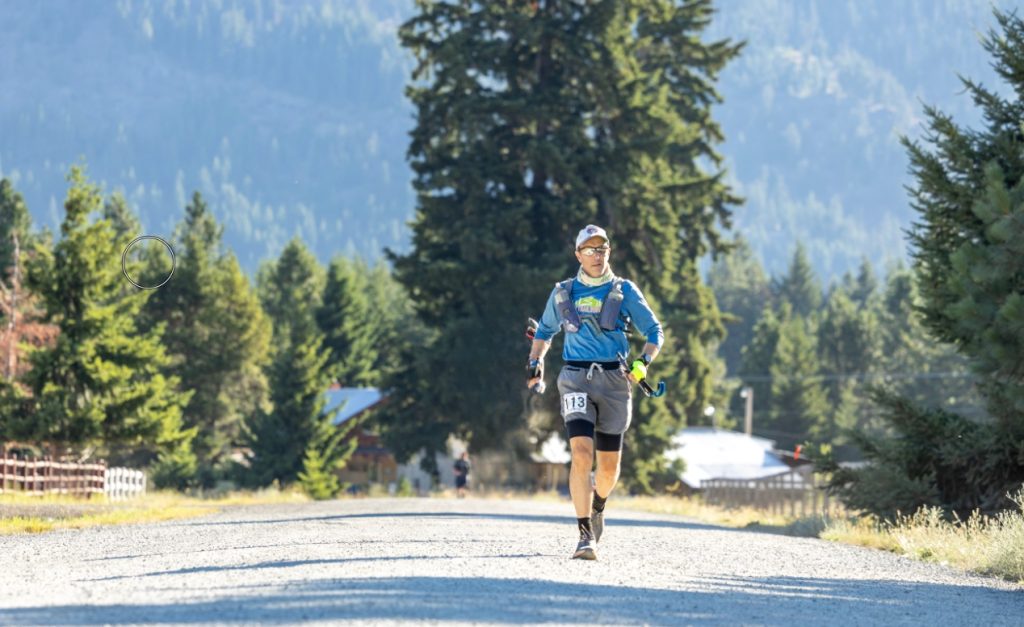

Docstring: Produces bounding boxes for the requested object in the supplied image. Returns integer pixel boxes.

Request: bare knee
[595,452,621,478]
[570,438,593,472]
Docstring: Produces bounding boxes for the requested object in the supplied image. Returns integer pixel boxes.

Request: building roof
[325,387,385,426]
[664,427,793,488]
[530,433,572,464]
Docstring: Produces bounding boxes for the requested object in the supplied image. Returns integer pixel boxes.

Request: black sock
[592,493,608,513]
[577,517,593,538]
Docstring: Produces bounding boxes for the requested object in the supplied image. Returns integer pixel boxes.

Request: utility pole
[740,386,753,436]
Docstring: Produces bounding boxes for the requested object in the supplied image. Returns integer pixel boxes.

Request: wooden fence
[0,451,146,498]
[702,469,838,518]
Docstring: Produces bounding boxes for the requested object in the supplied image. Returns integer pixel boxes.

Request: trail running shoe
[591,509,604,543]
[572,535,597,560]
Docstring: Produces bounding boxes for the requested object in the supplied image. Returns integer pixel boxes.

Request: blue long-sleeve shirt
[534,276,664,362]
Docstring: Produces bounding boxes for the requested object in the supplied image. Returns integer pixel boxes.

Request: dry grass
[821,489,1024,583]
[0,488,308,535]
[507,489,1023,583]
[620,491,1023,583]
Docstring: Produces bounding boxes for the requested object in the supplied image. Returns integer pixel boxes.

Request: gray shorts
[556,364,632,435]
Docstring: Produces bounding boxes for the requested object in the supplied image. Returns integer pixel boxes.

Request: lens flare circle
[122,235,175,290]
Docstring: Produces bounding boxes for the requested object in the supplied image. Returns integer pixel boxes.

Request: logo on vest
[575,296,603,315]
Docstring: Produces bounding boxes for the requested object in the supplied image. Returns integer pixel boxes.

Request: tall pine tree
[773,242,822,319]
[317,256,378,388]
[389,0,741,491]
[247,239,345,487]
[142,192,272,484]
[766,308,828,451]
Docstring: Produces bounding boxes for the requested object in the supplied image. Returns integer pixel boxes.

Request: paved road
[1,498,1021,625]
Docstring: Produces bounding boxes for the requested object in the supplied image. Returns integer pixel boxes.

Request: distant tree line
[709,9,1024,519]
[0,168,412,499]
[708,239,981,456]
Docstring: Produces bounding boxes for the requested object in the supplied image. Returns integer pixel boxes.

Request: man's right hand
[527,358,543,389]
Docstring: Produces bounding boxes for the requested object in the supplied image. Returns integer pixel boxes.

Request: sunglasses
[578,246,610,257]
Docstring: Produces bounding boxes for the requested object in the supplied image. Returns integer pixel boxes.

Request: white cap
[574,224,609,249]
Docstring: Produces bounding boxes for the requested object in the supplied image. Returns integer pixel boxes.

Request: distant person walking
[527,225,663,560]
[453,452,471,498]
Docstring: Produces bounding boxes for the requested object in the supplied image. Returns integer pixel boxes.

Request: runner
[453,451,471,498]
[527,225,663,560]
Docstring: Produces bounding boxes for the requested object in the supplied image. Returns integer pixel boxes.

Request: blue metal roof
[325,387,384,426]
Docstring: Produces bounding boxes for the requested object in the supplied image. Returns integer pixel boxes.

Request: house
[324,386,397,488]
[325,387,572,493]
[664,427,808,491]
[324,387,460,493]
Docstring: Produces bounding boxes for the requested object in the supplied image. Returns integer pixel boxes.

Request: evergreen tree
[768,312,828,451]
[9,167,192,462]
[833,10,1024,516]
[257,238,324,350]
[390,0,741,492]
[103,192,141,244]
[317,256,377,387]
[707,236,770,375]
[0,179,32,274]
[248,332,340,486]
[0,178,36,381]
[248,239,347,486]
[875,266,978,415]
[141,193,271,484]
[773,242,822,318]
[849,258,879,308]
[738,304,780,427]
[815,285,881,450]
[367,262,423,383]
[297,444,342,500]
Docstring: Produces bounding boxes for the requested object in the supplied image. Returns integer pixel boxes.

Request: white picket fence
[103,467,147,500]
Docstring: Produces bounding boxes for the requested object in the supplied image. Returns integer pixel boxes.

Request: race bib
[562,392,588,416]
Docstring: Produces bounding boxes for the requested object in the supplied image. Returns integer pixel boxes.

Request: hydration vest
[554,277,626,334]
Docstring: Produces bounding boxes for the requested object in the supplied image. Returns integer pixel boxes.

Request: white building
[665,427,800,490]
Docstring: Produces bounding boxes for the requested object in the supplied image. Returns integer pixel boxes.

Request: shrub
[150,442,198,490]
[395,477,414,497]
[297,447,340,500]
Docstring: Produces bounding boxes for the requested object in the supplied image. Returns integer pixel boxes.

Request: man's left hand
[628,359,647,384]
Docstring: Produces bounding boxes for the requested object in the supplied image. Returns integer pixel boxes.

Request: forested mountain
[0,0,414,269]
[0,0,1014,276]
[706,0,1014,276]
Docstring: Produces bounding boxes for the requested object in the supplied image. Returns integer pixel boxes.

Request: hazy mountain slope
[0,0,1014,276]
[0,0,414,269]
[707,0,1013,276]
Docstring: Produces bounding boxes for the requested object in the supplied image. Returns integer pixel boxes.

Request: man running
[527,225,663,560]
